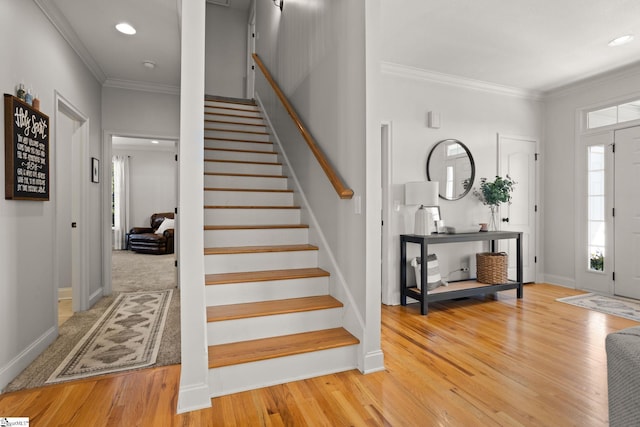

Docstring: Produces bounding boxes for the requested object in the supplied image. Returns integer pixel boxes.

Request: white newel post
[177,0,210,414]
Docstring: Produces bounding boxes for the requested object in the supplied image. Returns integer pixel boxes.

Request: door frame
[497,133,539,283]
[54,92,90,314]
[380,121,395,304]
[245,1,256,98]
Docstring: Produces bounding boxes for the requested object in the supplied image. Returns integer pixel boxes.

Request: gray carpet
[4,250,180,392]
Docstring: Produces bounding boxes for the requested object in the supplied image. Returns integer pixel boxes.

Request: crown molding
[33,0,106,84]
[543,60,640,100]
[103,78,180,96]
[381,62,543,101]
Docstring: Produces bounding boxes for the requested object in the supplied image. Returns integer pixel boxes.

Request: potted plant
[473,175,516,231]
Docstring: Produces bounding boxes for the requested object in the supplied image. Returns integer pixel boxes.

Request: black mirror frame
[426,139,475,201]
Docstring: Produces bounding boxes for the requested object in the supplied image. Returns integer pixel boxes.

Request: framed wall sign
[4,94,50,200]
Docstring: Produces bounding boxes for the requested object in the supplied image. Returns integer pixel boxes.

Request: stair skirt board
[208,345,359,398]
[207,307,344,345]
[205,276,329,306]
[204,250,317,274]
[204,208,299,225]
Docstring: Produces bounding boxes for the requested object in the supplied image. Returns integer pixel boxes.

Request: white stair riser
[204,161,282,175]
[204,175,288,190]
[205,140,273,152]
[204,149,277,163]
[205,102,260,112]
[206,276,329,306]
[204,250,317,274]
[205,114,265,126]
[207,308,343,345]
[205,130,270,143]
[204,191,293,206]
[204,227,307,247]
[204,208,299,225]
[208,345,359,398]
[206,122,267,133]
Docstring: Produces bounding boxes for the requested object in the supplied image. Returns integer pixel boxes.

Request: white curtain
[112,155,130,250]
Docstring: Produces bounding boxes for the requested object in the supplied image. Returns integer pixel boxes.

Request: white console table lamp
[405,181,439,235]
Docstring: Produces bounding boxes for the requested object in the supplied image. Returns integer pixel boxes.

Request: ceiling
[380,0,640,93]
[36,0,640,95]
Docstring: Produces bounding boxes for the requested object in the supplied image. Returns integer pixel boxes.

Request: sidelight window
[587,145,605,271]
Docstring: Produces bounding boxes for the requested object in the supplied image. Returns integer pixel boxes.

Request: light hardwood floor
[1,284,636,426]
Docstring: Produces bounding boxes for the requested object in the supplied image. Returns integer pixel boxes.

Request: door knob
[502,218,509,223]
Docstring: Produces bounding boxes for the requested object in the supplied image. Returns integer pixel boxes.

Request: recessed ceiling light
[608,34,634,47]
[143,61,157,69]
[115,23,136,35]
[151,140,159,144]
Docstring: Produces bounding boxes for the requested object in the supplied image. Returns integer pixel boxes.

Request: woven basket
[476,252,508,284]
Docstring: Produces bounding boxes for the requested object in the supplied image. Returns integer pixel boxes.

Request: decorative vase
[489,206,498,231]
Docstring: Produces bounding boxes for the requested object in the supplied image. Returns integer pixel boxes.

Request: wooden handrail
[252,53,354,200]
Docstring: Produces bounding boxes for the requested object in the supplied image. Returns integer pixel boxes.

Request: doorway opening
[54,93,90,327]
[106,135,179,296]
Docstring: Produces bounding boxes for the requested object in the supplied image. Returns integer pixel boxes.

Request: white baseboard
[89,288,104,307]
[543,274,576,289]
[58,287,72,300]
[0,326,57,392]
[362,349,385,374]
[177,382,212,414]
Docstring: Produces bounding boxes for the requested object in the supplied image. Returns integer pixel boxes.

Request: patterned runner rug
[557,293,640,322]
[47,290,173,383]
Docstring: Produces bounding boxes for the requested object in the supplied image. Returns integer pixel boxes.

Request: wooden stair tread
[205,267,329,285]
[204,224,306,230]
[203,205,299,209]
[205,137,272,144]
[204,95,256,105]
[205,111,264,120]
[207,295,342,322]
[208,328,359,369]
[204,244,317,255]
[204,188,293,193]
[204,105,261,113]
[205,127,269,136]
[204,159,281,166]
[204,172,286,178]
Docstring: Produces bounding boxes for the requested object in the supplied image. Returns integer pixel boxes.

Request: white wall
[102,87,179,137]
[205,4,248,98]
[111,147,178,228]
[254,0,386,373]
[543,65,640,288]
[381,70,543,302]
[0,0,102,391]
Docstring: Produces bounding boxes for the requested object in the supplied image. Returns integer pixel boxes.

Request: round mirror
[426,139,475,200]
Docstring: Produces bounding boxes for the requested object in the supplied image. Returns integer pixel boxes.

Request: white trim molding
[103,79,180,96]
[381,62,543,101]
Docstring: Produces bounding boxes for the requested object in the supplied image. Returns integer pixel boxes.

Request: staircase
[202,96,360,397]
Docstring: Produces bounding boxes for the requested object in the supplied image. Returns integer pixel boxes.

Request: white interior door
[498,134,537,283]
[245,4,256,98]
[614,126,640,299]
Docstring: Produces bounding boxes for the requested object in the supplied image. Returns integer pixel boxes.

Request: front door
[614,126,640,299]
[498,134,537,283]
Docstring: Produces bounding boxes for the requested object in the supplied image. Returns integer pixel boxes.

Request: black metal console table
[400,231,523,315]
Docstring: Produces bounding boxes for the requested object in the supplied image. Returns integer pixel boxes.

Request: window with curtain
[112,155,130,250]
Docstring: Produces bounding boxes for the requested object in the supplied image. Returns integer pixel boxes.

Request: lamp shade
[405,181,439,206]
